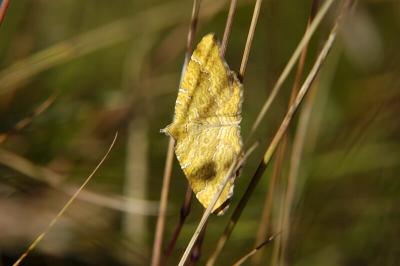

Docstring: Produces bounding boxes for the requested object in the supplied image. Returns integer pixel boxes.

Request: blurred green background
[0,0,399,265]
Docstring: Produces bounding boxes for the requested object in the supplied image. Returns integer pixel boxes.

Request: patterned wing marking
[174,125,240,213]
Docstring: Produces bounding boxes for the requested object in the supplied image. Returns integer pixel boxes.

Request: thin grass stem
[252,138,287,264]
[221,0,238,56]
[151,1,202,266]
[0,94,57,143]
[279,80,319,265]
[254,1,319,263]
[12,133,118,266]
[232,235,275,266]
[279,3,351,265]
[0,0,10,26]
[188,221,208,266]
[164,185,193,261]
[239,0,263,79]
[0,147,158,215]
[206,17,340,266]
[249,0,334,138]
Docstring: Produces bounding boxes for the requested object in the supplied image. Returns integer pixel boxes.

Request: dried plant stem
[270,191,285,266]
[253,1,319,262]
[0,0,10,26]
[252,138,287,264]
[164,186,193,260]
[206,0,335,262]
[279,3,350,264]
[188,221,208,266]
[151,1,202,266]
[12,133,118,266]
[263,21,339,213]
[305,45,342,155]
[279,80,319,265]
[184,0,202,67]
[249,0,334,138]
[152,138,177,266]
[0,94,56,143]
[232,235,275,266]
[206,19,340,266]
[221,0,238,56]
[239,0,263,78]
[0,147,158,214]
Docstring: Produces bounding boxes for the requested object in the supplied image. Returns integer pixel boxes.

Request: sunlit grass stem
[206,16,340,265]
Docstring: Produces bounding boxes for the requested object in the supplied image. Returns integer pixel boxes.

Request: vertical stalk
[0,0,10,26]
[254,1,319,263]
[151,1,202,265]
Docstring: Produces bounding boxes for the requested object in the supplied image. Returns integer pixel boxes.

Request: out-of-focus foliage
[0,0,399,265]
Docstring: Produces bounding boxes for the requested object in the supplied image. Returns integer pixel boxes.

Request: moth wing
[175,124,241,214]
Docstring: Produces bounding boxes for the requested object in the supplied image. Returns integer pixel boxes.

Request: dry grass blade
[249,0,334,138]
[262,19,339,216]
[164,185,193,260]
[279,3,351,264]
[232,235,275,266]
[12,133,118,266]
[0,146,158,215]
[270,191,285,266]
[178,0,265,264]
[0,94,57,143]
[239,0,263,79]
[151,1,202,266]
[237,142,259,168]
[152,137,175,266]
[279,80,319,264]
[254,0,319,262]
[188,222,208,266]
[0,0,10,26]
[252,138,287,263]
[221,0,238,56]
[206,16,341,266]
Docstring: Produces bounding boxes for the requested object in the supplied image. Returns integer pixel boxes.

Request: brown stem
[279,2,351,265]
[0,94,56,144]
[188,222,208,266]
[248,0,334,138]
[252,138,287,264]
[0,0,10,26]
[164,185,193,260]
[0,146,158,214]
[221,0,238,56]
[152,137,176,266]
[239,0,263,80]
[206,16,340,265]
[254,1,320,263]
[151,1,202,265]
[232,235,275,266]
